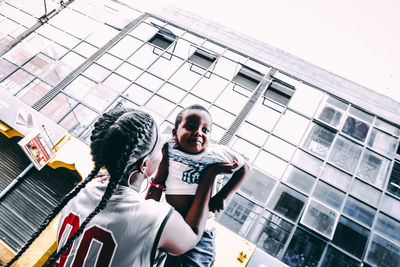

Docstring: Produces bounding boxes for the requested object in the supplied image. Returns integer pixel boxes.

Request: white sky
[127,0,400,103]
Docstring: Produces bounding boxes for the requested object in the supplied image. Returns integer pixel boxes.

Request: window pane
[246,99,281,132]
[317,105,344,129]
[273,110,309,145]
[302,123,336,159]
[312,181,345,210]
[40,93,77,123]
[266,184,307,222]
[357,150,390,189]
[350,178,381,207]
[375,118,400,137]
[1,68,35,95]
[264,135,296,161]
[321,164,352,191]
[16,79,52,106]
[115,62,142,81]
[240,168,276,203]
[288,83,324,117]
[328,136,362,173]
[237,122,269,147]
[253,150,287,179]
[387,161,400,197]
[292,149,323,176]
[148,54,183,80]
[191,75,228,103]
[144,95,175,118]
[59,104,98,136]
[214,83,248,115]
[121,83,153,106]
[342,197,375,227]
[0,58,18,80]
[230,137,260,163]
[368,128,398,158]
[282,166,315,194]
[366,234,400,267]
[127,43,159,70]
[208,105,235,129]
[109,35,143,59]
[249,211,293,257]
[332,216,370,258]
[375,213,400,244]
[217,194,262,236]
[38,61,73,86]
[321,246,361,267]
[342,116,370,142]
[300,199,339,239]
[23,53,53,76]
[283,228,325,267]
[102,73,131,94]
[380,194,400,221]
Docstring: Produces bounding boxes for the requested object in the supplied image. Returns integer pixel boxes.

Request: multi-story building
[0,1,399,266]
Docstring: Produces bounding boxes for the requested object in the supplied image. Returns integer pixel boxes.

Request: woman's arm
[209,162,250,213]
[158,161,237,255]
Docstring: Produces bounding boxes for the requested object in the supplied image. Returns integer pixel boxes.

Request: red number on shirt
[56,213,117,267]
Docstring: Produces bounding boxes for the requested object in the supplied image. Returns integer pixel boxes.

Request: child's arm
[209,161,249,213]
[145,143,169,201]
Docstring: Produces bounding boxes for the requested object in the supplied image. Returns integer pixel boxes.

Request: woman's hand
[94,171,110,183]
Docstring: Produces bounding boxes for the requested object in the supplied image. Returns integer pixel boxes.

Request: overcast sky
[127,0,400,102]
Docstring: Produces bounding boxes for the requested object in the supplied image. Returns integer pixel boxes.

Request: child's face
[173,109,212,154]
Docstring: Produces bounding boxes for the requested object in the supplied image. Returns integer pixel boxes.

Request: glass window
[302,123,336,159]
[127,43,159,70]
[375,118,400,137]
[122,83,153,106]
[321,246,361,267]
[96,53,122,70]
[240,168,276,204]
[283,227,325,267]
[273,110,309,145]
[145,95,175,118]
[135,72,164,92]
[253,150,287,179]
[357,150,390,189]
[368,128,398,158]
[342,196,376,227]
[349,106,374,123]
[212,57,239,80]
[375,213,400,244]
[217,194,262,236]
[387,161,400,198]
[230,137,260,163]
[350,178,381,207]
[320,164,352,191]
[187,48,217,77]
[282,166,315,194]
[214,83,248,115]
[59,104,98,136]
[266,184,307,222]
[264,78,294,106]
[380,194,400,221]
[208,105,235,129]
[180,93,210,109]
[317,105,345,129]
[288,83,324,118]
[23,53,53,76]
[237,122,269,147]
[312,181,345,210]
[102,73,131,94]
[366,234,400,267]
[232,65,263,91]
[342,116,370,142]
[328,136,362,173]
[300,199,339,239]
[147,54,183,80]
[74,41,97,58]
[82,63,110,83]
[1,68,35,95]
[39,93,77,123]
[191,74,228,103]
[38,61,73,86]
[16,79,52,106]
[246,99,281,132]
[129,22,158,41]
[264,135,296,161]
[0,58,18,80]
[115,62,143,81]
[292,149,323,176]
[108,35,143,59]
[248,211,293,257]
[157,82,187,103]
[169,64,202,91]
[332,216,370,258]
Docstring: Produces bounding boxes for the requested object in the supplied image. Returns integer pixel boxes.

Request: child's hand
[209,194,226,213]
[95,171,110,183]
[206,158,239,175]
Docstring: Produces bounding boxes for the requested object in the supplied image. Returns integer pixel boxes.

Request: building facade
[0,0,399,266]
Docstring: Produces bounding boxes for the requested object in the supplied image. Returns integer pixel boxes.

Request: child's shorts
[165,227,216,267]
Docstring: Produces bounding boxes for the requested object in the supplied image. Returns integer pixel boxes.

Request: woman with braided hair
[5,107,238,267]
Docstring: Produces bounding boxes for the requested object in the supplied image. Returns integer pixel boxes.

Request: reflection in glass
[16,79,52,106]
[357,150,390,189]
[292,150,323,176]
[38,61,73,86]
[312,181,344,210]
[59,104,98,136]
[217,194,261,236]
[375,213,400,244]
[283,166,315,194]
[0,58,18,80]
[332,216,370,258]
[350,178,380,207]
[248,210,293,257]
[387,161,400,198]
[300,199,339,239]
[321,246,360,267]
[266,184,306,222]
[328,136,362,173]
[380,194,400,221]
[368,128,398,157]
[264,135,296,161]
[320,164,352,191]
[303,123,336,159]
[23,53,53,76]
[317,106,343,128]
[0,68,35,95]
[240,168,276,204]
[283,227,325,267]
[342,116,369,142]
[40,93,77,123]
[342,197,375,227]
[253,150,287,179]
[366,234,400,267]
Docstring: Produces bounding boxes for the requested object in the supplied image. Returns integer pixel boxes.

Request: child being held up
[146,104,249,267]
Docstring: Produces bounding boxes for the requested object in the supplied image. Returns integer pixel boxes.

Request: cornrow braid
[46,107,157,265]
[174,104,212,129]
[4,165,101,267]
